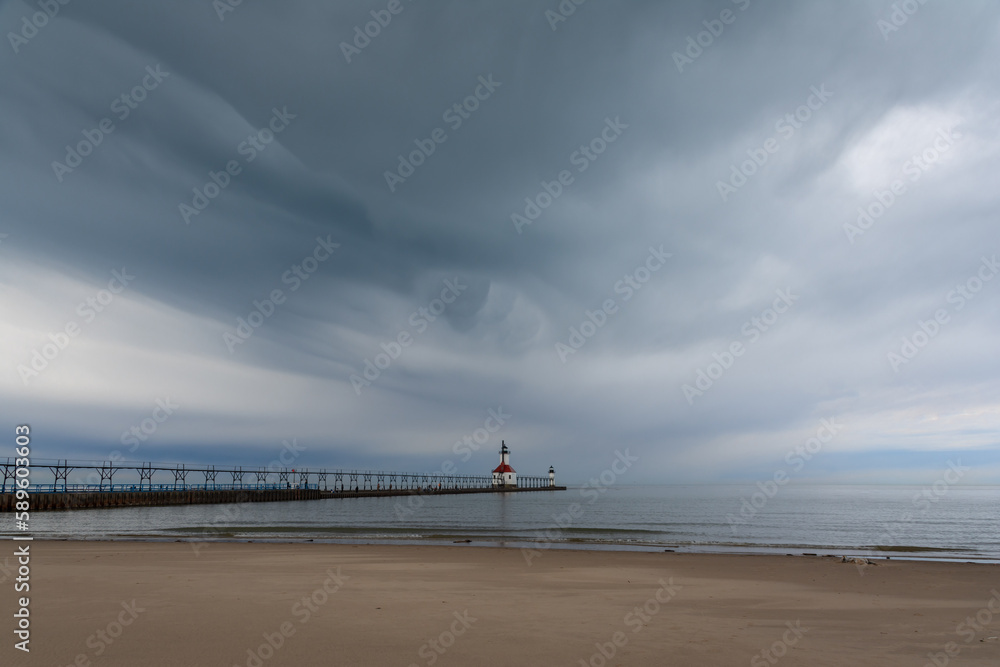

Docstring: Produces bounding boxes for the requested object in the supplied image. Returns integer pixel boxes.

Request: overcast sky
[2,0,998,485]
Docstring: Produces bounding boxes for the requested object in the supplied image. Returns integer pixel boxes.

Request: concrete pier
[0,485,567,512]
[0,488,320,512]
[319,486,567,500]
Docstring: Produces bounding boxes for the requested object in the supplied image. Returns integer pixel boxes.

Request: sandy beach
[3,541,998,666]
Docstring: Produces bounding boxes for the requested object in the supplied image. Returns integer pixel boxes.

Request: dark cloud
[2,0,998,484]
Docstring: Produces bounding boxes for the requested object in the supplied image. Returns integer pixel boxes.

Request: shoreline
[3,540,998,666]
[4,533,997,565]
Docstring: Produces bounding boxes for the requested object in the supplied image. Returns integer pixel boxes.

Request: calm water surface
[8,485,999,561]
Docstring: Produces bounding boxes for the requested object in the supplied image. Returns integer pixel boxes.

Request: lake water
[10,485,1000,562]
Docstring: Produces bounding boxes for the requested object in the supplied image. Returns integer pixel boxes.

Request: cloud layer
[2,0,999,484]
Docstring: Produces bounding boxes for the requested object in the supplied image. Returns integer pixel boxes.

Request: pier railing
[22,483,322,493]
[1,458,554,494]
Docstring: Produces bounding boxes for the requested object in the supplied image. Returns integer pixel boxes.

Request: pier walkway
[0,458,564,511]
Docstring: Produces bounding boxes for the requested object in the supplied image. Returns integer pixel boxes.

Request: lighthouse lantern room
[492,441,517,488]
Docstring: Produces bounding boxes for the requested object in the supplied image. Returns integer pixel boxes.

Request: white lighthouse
[492,441,517,488]
[549,466,555,487]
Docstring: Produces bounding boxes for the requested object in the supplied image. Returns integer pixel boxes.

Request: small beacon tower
[549,466,555,487]
[492,441,517,488]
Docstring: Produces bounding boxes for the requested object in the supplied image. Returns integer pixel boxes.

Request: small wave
[873,545,973,553]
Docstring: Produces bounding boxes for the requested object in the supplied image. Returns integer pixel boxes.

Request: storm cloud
[2,0,998,484]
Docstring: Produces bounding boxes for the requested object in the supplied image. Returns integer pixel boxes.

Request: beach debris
[663,549,675,552]
[840,556,878,566]
[453,539,471,543]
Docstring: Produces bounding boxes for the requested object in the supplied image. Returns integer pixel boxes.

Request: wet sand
[2,540,998,666]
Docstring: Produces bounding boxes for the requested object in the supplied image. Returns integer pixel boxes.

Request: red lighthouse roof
[494,440,515,475]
